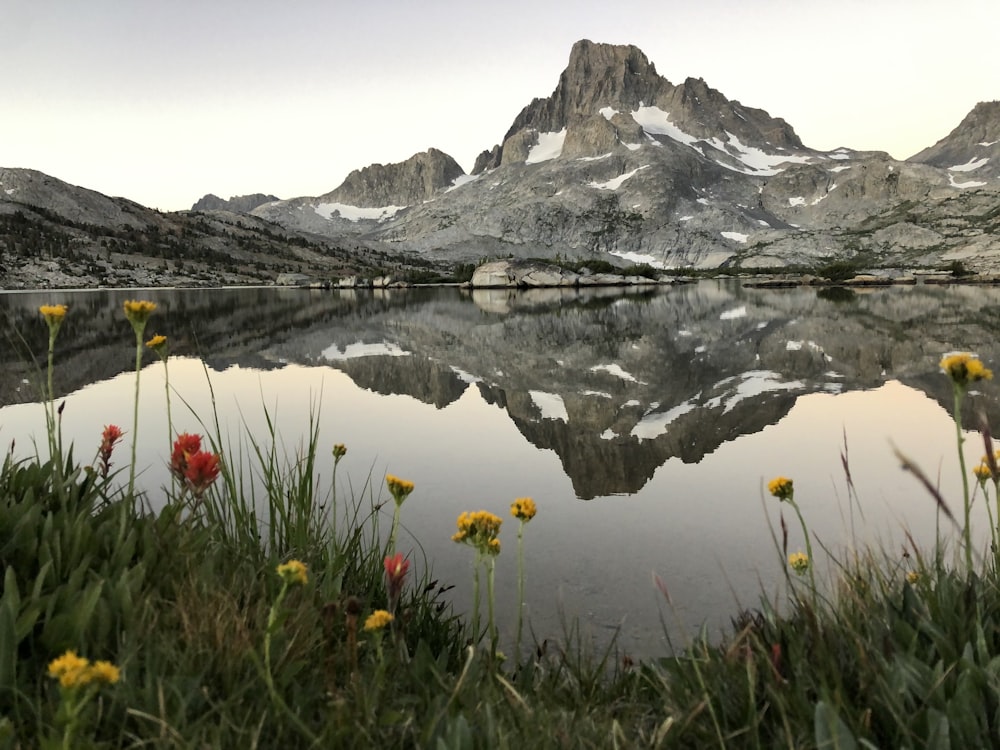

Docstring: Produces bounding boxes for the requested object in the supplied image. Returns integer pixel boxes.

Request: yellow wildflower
[123,299,156,320]
[39,304,68,326]
[906,571,920,585]
[787,551,809,575]
[385,474,415,505]
[145,334,168,357]
[277,559,308,586]
[974,462,992,485]
[364,609,394,632]
[332,443,347,460]
[47,650,89,689]
[87,660,121,685]
[768,476,794,501]
[511,497,537,522]
[940,352,993,388]
[452,510,503,555]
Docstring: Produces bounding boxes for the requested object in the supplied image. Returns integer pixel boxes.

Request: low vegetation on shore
[3,304,1000,747]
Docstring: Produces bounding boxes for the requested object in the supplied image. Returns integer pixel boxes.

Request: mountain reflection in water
[2,281,998,657]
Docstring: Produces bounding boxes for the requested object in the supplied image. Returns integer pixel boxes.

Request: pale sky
[3,0,997,212]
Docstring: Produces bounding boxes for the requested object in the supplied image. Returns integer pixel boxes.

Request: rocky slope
[0,168,426,289]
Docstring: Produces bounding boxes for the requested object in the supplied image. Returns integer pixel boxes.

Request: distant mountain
[0,168,395,289]
[191,193,280,213]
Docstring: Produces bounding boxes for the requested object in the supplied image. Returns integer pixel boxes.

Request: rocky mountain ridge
[245,39,999,275]
[2,39,998,289]
[0,168,432,289]
[191,193,280,213]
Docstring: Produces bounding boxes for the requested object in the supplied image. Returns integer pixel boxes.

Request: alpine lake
[3,279,999,659]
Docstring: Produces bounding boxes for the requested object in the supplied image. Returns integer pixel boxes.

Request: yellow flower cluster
[511,497,537,522]
[47,650,120,689]
[364,609,394,632]
[940,352,993,388]
[768,476,794,501]
[123,299,157,324]
[332,443,347,460]
[906,571,921,585]
[277,559,308,586]
[787,551,809,575]
[39,304,68,326]
[385,474,415,505]
[452,510,503,555]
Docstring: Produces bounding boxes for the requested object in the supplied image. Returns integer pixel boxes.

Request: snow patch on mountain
[315,203,404,222]
[588,166,649,190]
[948,157,989,172]
[610,250,664,268]
[526,129,567,164]
[948,174,988,189]
[447,174,480,192]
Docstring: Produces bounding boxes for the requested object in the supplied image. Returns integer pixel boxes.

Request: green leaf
[0,599,16,688]
[814,700,857,750]
[926,708,951,750]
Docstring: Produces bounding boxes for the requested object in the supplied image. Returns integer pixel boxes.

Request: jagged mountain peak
[500,39,670,142]
[320,147,464,208]
[475,39,806,172]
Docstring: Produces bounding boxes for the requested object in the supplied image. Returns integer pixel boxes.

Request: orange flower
[184,450,220,496]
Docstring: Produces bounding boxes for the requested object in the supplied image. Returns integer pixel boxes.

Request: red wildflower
[98,424,124,478]
[184,450,220,496]
[384,552,410,610]
[170,433,202,481]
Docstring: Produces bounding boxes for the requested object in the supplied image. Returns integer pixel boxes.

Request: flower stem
[515,521,525,661]
[789,498,817,593]
[487,556,497,656]
[471,552,481,644]
[952,385,974,572]
[128,328,143,496]
[163,356,173,449]
[389,502,401,556]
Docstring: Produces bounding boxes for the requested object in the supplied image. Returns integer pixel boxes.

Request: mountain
[2,39,998,289]
[909,101,1000,182]
[250,39,999,274]
[0,168,421,289]
[191,193,280,213]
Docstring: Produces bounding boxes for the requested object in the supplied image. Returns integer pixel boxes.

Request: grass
[5,303,1000,747]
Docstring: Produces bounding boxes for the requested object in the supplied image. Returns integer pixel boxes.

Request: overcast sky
[3,0,998,211]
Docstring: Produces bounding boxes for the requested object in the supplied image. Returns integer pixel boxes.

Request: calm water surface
[3,281,999,658]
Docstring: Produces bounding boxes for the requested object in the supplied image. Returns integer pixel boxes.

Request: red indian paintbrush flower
[98,424,124,478]
[170,433,202,481]
[184,450,221,496]
[170,433,220,496]
[384,552,410,610]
